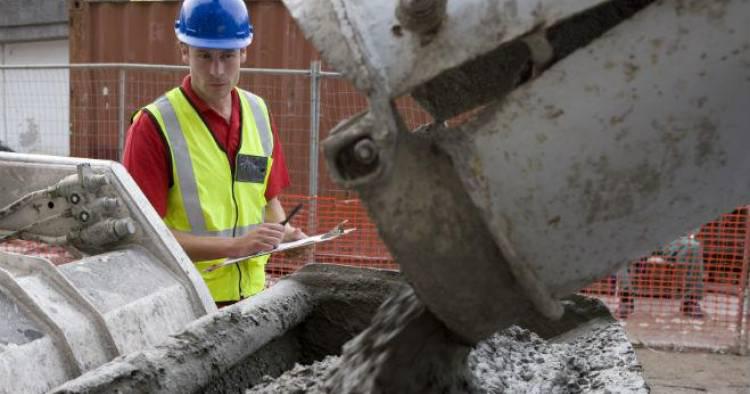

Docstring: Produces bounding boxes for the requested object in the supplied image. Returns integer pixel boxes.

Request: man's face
[181,44,247,103]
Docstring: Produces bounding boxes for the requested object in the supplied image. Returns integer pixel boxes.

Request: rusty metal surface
[68,0,322,164]
[69,0,318,67]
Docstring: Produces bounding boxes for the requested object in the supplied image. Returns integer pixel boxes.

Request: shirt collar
[181,75,238,115]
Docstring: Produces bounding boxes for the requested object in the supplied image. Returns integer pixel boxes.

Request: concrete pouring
[51,264,647,393]
[247,324,647,393]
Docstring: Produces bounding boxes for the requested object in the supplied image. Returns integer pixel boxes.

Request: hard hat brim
[176,31,253,50]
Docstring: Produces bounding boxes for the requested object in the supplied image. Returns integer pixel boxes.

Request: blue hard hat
[175,0,253,50]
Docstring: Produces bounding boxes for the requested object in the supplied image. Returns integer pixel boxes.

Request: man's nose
[209,58,224,76]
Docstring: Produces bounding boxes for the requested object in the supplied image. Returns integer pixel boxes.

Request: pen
[280,203,303,226]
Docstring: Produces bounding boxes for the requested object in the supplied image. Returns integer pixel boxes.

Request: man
[618,229,705,319]
[123,0,305,305]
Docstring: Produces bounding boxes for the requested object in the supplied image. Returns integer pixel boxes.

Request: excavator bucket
[0,154,215,393]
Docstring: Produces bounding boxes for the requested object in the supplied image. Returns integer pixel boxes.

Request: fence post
[307,61,321,239]
[1,64,7,146]
[117,68,127,160]
[739,206,750,355]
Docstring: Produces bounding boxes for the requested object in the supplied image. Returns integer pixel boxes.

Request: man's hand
[227,223,285,258]
[281,225,313,259]
[283,225,307,242]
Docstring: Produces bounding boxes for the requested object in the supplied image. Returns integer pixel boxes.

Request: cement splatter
[246,324,649,393]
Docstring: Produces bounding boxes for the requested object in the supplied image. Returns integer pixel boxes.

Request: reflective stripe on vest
[151,91,273,235]
[145,87,274,301]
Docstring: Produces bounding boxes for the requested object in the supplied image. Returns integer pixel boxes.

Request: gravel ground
[635,348,750,393]
[247,323,648,393]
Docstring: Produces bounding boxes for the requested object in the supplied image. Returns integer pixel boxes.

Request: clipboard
[202,220,356,273]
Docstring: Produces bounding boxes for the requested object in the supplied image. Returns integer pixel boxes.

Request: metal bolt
[353,138,378,165]
[104,197,119,211]
[95,197,120,212]
[79,211,90,222]
[82,173,109,191]
[396,0,447,37]
[113,218,136,238]
[70,193,81,204]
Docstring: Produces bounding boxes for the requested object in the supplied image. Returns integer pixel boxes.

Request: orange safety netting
[3,64,749,352]
[267,195,397,276]
[580,207,749,351]
[0,240,78,266]
[271,197,750,352]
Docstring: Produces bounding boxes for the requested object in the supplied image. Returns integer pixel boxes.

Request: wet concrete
[247,320,648,393]
[221,269,647,393]
[244,286,646,393]
[50,265,647,393]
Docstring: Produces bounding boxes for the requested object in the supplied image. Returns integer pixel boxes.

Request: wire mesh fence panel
[266,75,430,278]
[269,74,432,279]
[2,63,749,353]
[316,76,368,199]
[71,68,182,160]
[240,71,313,197]
[1,68,69,155]
[581,207,750,352]
[266,194,396,278]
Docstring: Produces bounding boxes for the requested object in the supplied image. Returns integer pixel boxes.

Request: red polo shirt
[122,76,291,217]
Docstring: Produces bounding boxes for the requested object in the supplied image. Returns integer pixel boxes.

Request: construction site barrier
[1,63,748,354]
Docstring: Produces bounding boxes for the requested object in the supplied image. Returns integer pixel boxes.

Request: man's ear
[179,43,190,64]
[240,47,247,63]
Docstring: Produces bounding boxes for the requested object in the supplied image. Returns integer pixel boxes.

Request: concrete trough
[51,264,648,393]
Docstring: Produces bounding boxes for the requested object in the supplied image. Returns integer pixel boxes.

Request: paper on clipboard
[203,221,356,273]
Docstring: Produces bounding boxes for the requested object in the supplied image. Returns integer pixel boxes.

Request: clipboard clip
[321,220,349,240]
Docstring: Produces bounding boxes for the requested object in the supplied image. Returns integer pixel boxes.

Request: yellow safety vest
[143,87,274,301]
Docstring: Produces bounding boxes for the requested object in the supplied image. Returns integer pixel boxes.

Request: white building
[0,1,69,155]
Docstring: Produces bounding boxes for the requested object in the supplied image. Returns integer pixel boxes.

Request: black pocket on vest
[236,154,268,183]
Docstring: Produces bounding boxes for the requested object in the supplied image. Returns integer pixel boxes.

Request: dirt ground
[635,347,750,393]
